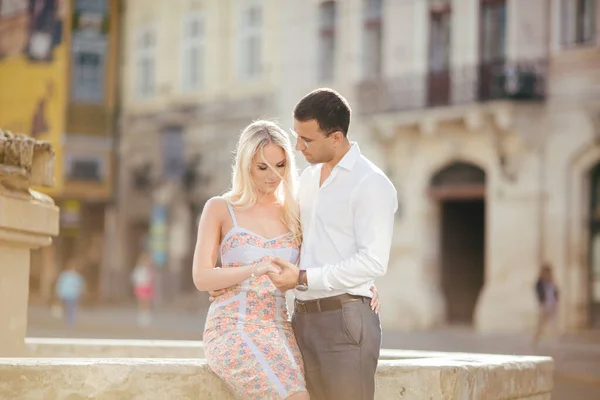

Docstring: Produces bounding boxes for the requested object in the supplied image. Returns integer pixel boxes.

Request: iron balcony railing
[356,59,547,115]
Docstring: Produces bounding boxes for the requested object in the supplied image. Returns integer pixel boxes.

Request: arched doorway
[589,163,600,328]
[429,162,486,325]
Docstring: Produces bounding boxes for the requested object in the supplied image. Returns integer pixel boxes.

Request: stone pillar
[0,130,59,356]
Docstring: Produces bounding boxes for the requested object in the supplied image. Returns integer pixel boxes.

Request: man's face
[292,119,335,164]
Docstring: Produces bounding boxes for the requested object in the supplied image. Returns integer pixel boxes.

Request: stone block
[15,341,554,399]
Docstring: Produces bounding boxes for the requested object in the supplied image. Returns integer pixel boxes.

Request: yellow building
[0,0,121,303]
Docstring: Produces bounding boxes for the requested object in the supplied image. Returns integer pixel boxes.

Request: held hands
[207,261,280,302]
[267,257,300,291]
[253,259,281,277]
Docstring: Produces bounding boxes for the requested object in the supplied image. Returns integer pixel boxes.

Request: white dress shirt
[294,143,398,301]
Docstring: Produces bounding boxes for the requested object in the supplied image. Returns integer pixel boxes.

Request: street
[27,304,600,400]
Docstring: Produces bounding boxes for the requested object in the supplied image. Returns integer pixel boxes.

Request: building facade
[114,0,600,334]
[0,0,121,304]
[278,0,600,333]
[112,0,286,303]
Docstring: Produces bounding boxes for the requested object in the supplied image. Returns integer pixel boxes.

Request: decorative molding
[0,130,56,200]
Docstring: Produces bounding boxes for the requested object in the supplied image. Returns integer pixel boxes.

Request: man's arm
[306,172,398,290]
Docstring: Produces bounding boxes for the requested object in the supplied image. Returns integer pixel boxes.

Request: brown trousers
[292,297,382,400]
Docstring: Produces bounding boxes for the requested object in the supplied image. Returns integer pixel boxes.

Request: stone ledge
[0,195,58,248]
[6,349,553,399]
[26,338,206,358]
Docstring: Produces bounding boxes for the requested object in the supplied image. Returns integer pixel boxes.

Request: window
[318,1,336,82]
[429,1,452,72]
[239,4,262,79]
[136,27,156,99]
[362,0,383,79]
[71,44,106,102]
[427,1,452,106]
[65,155,105,182]
[161,126,184,180]
[480,0,506,63]
[561,0,596,47]
[70,0,108,103]
[182,13,205,91]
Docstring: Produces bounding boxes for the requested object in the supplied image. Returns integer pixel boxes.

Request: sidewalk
[27,304,600,400]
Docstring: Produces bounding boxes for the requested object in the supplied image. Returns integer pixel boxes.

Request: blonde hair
[223,120,301,241]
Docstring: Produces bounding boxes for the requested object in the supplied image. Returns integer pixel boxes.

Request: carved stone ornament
[0,129,55,201]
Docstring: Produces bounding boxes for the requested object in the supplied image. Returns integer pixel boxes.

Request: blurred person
[55,257,85,328]
[131,251,155,327]
[533,264,560,348]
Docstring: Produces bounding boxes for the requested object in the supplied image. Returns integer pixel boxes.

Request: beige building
[277,0,600,334]
[114,0,600,335]
[111,0,287,302]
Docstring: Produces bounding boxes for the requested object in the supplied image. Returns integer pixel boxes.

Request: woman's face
[251,143,286,195]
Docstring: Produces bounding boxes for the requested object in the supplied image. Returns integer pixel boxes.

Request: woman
[192,120,309,400]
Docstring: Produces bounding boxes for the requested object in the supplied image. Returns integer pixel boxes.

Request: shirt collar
[336,142,360,171]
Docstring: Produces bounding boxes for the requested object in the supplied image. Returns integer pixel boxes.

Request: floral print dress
[203,201,306,399]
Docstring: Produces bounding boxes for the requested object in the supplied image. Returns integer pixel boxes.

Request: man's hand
[370,285,380,314]
[268,258,300,291]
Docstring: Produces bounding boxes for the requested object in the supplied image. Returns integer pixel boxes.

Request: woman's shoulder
[202,196,230,219]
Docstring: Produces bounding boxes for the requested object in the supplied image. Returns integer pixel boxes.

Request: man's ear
[332,131,344,146]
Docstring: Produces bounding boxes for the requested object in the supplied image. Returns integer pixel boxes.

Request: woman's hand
[207,262,280,302]
[253,260,281,277]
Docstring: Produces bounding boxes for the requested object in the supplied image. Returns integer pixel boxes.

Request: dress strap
[224,201,238,227]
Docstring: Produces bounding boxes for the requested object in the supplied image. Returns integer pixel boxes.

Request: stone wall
[3,351,553,400]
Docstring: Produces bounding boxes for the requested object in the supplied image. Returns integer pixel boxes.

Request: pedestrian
[131,251,155,327]
[55,257,85,328]
[533,263,560,348]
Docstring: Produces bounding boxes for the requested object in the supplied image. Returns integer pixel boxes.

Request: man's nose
[295,138,304,151]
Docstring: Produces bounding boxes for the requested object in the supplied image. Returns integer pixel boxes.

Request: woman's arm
[192,197,277,291]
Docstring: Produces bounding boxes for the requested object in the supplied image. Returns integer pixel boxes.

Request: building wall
[0,0,69,194]
[114,0,600,333]
[0,0,121,304]
[280,0,598,333]
[115,0,286,301]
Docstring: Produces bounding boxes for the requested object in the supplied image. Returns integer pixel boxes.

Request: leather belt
[294,294,367,314]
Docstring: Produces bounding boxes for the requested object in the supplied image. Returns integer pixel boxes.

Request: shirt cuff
[306,267,329,291]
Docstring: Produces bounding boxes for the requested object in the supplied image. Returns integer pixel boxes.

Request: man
[269,88,398,400]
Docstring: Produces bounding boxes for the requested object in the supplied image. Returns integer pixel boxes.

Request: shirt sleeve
[306,172,398,290]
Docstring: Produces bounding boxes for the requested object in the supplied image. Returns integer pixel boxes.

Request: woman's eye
[277,164,286,168]
[258,166,267,171]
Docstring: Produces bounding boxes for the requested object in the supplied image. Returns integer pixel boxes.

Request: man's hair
[293,88,351,137]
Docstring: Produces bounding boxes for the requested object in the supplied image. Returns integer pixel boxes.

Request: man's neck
[323,140,352,171]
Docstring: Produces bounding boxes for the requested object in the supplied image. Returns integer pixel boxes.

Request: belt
[294,294,368,314]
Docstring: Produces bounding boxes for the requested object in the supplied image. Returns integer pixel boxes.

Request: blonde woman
[192,120,308,400]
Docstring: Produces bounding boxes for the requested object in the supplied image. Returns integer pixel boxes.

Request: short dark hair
[293,88,351,137]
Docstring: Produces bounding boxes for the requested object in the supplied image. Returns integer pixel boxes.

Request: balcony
[356,59,547,115]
